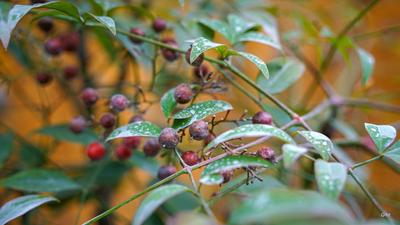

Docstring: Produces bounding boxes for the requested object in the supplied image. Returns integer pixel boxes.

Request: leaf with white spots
[234,51,269,79]
[357,48,374,85]
[200,155,273,185]
[133,184,193,225]
[364,123,396,153]
[160,88,177,118]
[237,32,281,50]
[282,144,307,168]
[227,14,258,35]
[298,131,333,161]
[189,37,226,64]
[315,160,347,200]
[204,124,295,151]
[84,13,116,35]
[172,100,232,130]
[106,121,162,141]
[0,195,57,225]
[198,19,235,43]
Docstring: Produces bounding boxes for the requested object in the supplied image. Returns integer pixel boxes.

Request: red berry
[204,133,215,146]
[152,18,167,33]
[129,115,144,123]
[189,120,209,140]
[252,111,273,125]
[143,138,161,157]
[185,47,203,67]
[63,65,79,80]
[257,147,276,163]
[44,38,62,56]
[158,128,179,149]
[38,17,53,33]
[69,116,87,134]
[181,151,201,166]
[157,165,177,180]
[110,94,129,112]
[193,64,209,79]
[60,32,80,52]
[161,38,179,62]
[221,170,234,183]
[99,113,116,129]
[80,88,99,107]
[129,27,145,44]
[115,144,132,160]
[123,136,141,149]
[36,72,53,85]
[87,142,106,161]
[174,83,193,104]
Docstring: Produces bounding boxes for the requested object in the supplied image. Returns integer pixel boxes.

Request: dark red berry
[189,120,209,140]
[69,116,87,134]
[44,38,62,56]
[193,64,209,79]
[80,88,99,107]
[60,32,80,52]
[221,170,234,183]
[99,113,116,129]
[174,83,193,104]
[157,165,177,180]
[129,115,144,123]
[181,151,201,166]
[204,133,215,146]
[110,94,129,112]
[123,136,141,149]
[185,47,203,67]
[87,142,106,161]
[35,72,53,85]
[63,65,79,80]
[38,17,53,33]
[129,27,145,44]
[143,138,161,157]
[257,147,276,163]
[252,111,273,125]
[31,0,47,4]
[158,128,179,149]
[161,38,179,62]
[152,18,167,33]
[115,144,132,160]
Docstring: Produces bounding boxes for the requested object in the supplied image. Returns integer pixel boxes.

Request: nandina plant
[0,0,399,225]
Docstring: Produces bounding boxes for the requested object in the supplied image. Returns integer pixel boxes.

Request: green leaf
[204,124,294,151]
[189,37,226,64]
[282,144,307,168]
[0,195,57,225]
[315,160,347,200]
[133,184,193,225]
[298,131,333,160]
[106,121,162,142]
[198,19,235,43]
[84,13,116,35]
[1,1,81,48]
[160,88,177,118]
[129,151,159,177]
[384,141,400,165]
[237,32,281,50]
[228,190,354,225]
[256,57,305,94]
[234,51,269,79]
[1,169,81,193]
[35,124,97,145]
[172,100,232,130]
[221,174,285,195]
[200,155,273,185]
[0,133,13,168]
[364,123,396,153]
[227,14,257,35]
[356,48,374,85]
